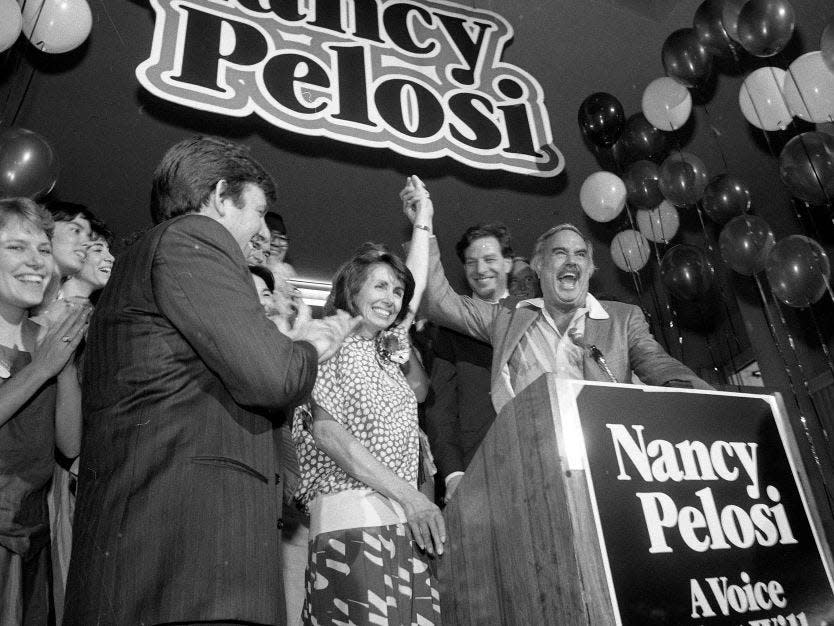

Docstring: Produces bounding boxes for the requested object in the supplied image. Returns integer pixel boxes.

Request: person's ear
[210,180,230,217]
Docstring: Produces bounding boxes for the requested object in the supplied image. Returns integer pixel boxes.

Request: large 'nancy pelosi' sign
[136,0,564,177]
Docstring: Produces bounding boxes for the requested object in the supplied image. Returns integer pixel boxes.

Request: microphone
[568,329,618,384]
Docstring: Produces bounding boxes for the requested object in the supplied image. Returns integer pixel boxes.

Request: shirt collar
[516,293,609,320]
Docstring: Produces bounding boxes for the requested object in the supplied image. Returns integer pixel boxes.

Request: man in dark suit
[64,136,357,625]
[424,224,513,502]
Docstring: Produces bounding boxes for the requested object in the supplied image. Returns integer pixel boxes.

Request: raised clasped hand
[399,174,433,225]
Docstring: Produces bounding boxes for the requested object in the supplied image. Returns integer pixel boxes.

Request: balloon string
[808,305,834,387]
[650,240,684,360]
[753,274,834,515]
[768,290,830,442]
[698,301,724,382]
[6,0,47,128]
[698,100,729,173]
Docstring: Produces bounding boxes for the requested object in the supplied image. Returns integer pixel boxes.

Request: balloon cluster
[718,213,831,308]
[0,0,92,54]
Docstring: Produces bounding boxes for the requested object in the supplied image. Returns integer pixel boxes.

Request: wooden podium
[438,375,834,625]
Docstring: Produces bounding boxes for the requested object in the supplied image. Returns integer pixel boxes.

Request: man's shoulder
[596,299,640,317]
[154,214,237,254]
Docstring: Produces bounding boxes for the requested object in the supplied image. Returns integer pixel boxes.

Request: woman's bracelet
[414,224,432,233]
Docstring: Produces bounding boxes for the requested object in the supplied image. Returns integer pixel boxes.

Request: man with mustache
[424,224,513,502]
[411,215,711,418]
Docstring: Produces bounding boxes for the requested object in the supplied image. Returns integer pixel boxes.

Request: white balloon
[0,0,22,53]
[22,0,92,54]
[738,67,792,131]
[783,51,834,124]
[611,229,651,272]
[642,77,693,131]
[636,200,680,243]
[579,171,627,223]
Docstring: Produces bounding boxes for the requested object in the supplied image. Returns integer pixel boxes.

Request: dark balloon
[624,160,664,210]
[578,92,625,148]
[693,0,738,57]
[737,0,795,57]
[778,132,834,205]
[765,235,830,307]
[719,214,775,275]
[702,174,752,224]
[660,244,716,301]
[722,0,748,42]
[0,128,58,198]
[662,28,713,88]
[620,113,668,164]
[658,152,709,207]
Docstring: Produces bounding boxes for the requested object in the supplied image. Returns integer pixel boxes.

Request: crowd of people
[0,135,710,625]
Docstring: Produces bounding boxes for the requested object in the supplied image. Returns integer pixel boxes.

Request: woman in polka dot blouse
[292,176,444,625]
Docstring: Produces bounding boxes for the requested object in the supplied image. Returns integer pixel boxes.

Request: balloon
[0,0,22,53]
[778,132,834,204]
[722,0,748,42]
[765,235,831,307]
[620,113,668,163]
[736,0,795,57]
[738,67,792,131]
[578,92,625,148]
[718,214,775,275]
[624,160,664,210]
[822,18,834,73]
[660,244,715,301]
[641,77,693,131]
[580,172,627,222]
[0,128,59,198]
[658,151,709,207]
[21,0,92,54]
[610,229,651,272]
[662,28,713,88]
[693,0,738,57]
[636,201,680,243]
[702,174,752,224]
[782,52,834,124]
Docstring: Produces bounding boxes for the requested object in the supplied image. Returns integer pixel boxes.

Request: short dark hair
[455,223,514,263]
[44,200,109,240]
[248,264,275,292]
[264,212,286,236]
[0,197,53,238]
[325,243,414,326]
[150,136,277,224]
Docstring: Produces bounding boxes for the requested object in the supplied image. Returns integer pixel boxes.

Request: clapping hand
[32,304,90,380]
[288,309,362,363]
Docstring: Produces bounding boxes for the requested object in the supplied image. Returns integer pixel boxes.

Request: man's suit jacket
[64,215,318,625]
[422,239,711,414]
[424,326,496,479]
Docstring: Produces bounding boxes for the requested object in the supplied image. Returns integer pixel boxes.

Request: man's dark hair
[150,136,277,224]
[454,223,514,263]
[248,264,275,292]
[326,243,415,326]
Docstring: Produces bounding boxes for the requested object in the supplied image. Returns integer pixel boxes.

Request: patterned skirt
[302,490,441,625]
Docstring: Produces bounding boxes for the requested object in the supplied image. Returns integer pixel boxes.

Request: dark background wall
[3,0,834,388]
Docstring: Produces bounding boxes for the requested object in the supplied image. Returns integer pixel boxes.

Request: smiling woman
[290,176,443,625]
[0,198,89,625]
